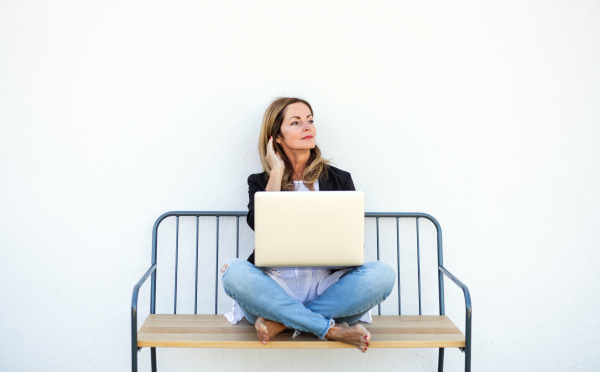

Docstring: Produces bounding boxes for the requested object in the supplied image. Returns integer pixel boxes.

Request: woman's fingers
[266,137,274,158]
[267,136,284,171]
[266,136,278,169]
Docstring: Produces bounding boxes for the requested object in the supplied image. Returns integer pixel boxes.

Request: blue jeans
[221,258,396,340]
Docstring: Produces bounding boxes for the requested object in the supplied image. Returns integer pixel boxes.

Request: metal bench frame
[132,211,472,371]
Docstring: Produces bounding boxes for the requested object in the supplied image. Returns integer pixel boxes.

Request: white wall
[1,1,599,371]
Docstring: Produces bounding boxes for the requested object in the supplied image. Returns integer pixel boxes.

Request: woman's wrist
[266,168,283,191]
[270,167,284,178]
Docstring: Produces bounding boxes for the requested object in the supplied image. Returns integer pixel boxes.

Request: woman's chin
[293,143,316,150]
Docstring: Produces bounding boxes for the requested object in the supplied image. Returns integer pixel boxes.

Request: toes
[358,326,371,349]
[255,319,270,344]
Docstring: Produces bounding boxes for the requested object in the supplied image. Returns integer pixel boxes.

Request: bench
[131,211,472,371]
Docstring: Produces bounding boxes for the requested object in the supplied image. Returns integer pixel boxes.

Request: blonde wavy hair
[258,97,332,191]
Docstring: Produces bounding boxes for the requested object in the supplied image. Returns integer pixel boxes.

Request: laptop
[254,191,365,268]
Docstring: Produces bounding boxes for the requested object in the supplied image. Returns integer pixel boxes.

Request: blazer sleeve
[342,172,356,191]
[246,174,263,231]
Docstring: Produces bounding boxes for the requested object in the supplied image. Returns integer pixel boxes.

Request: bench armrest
[131,264,157,361]
[439,265,472,363]
[439,265,472,316]
[131,264,157,316]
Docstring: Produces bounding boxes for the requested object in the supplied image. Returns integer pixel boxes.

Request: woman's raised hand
[266,136,285,173]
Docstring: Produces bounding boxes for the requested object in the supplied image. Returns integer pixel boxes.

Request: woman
[221,97,396,353]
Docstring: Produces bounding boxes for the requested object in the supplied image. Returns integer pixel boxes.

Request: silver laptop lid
[254,191,364,268]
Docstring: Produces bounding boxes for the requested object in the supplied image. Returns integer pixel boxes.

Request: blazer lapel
[319,172,333,191]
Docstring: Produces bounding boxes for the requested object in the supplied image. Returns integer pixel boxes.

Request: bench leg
[131,347,156,372]
[438,346,471,372]
[465,344,471,372]
[151,347,157,372]
[132,348,137,372]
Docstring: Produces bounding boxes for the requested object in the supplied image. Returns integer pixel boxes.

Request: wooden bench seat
[138,314,465,349]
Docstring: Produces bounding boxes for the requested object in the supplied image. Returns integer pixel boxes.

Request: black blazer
[245,165,356,264]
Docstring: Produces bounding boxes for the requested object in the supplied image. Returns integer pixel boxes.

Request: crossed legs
[221,259,396,352]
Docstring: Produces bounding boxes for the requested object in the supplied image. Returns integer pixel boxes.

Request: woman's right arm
[265,168,283,191]
[246,170,283,231]
[247,137,284,230]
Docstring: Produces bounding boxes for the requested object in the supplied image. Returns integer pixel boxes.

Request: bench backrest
[147,211,448,317]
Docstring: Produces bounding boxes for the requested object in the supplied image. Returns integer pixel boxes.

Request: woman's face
[275,102,316,153]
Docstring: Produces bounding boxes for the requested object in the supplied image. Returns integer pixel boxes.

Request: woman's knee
[220,258,252,294]
[220,257,245,274]
[363,261,396,296]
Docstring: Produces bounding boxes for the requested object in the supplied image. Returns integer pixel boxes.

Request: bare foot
[325,323,371,353]
[255,317,287,344]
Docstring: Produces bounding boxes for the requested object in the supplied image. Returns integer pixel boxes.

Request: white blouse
[224,179,372,326]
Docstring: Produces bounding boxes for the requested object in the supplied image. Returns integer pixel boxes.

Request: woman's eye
[309,120,314,124]
[292,121,298,125]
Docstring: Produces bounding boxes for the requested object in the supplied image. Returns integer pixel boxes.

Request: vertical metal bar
[236,216,240,259]
[151,348,157,372]
[376,217,381,315]
[396,217,401,315]
[376,217,381,261]
[215,216,220,315]
[416,217,422,316]
[131,309,138,372]
[437,220,446,316]
[465,309,472,372]
[150,220,159,315]
[438,348,444,372]
[174,216,180,314]
[194,216,199,315]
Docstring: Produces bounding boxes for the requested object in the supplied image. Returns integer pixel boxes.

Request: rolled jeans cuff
[318,318,335,340]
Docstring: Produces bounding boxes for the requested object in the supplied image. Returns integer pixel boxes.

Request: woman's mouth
[301,136,314,139]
